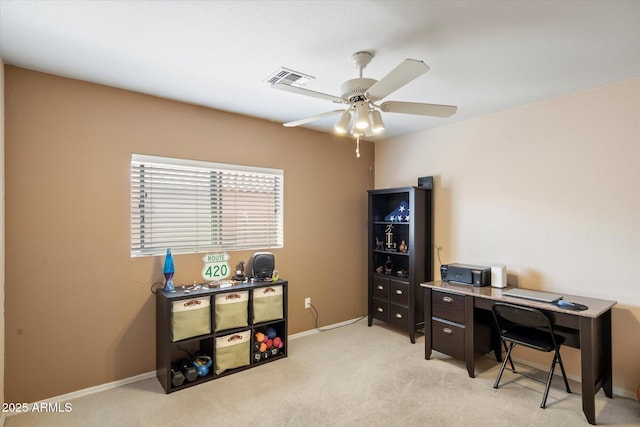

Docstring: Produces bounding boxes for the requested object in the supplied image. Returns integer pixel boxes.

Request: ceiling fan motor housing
[341,78,377,103]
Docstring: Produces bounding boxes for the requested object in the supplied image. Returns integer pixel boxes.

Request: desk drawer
[432,290,465,324]
[372,276,389,299]
[389,280,409,306]
[372,298,389,322]
[432,319,465,360]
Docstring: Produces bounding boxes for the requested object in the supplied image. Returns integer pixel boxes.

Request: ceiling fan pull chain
[356,137,361,158]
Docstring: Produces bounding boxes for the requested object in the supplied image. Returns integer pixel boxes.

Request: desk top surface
[421,281,616,318]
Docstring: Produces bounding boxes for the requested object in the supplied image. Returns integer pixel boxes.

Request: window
[131,154,283,257]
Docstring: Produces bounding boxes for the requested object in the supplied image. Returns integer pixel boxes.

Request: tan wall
[4,66,374,402]
[375,78,640,396]
[1,58,5,411]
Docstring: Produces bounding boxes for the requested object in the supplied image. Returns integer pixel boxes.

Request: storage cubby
[252,322,287,366]
[156,280,288,393]
[367,187,433,343]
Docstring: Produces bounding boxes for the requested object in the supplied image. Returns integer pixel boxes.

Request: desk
[421,281,616,425]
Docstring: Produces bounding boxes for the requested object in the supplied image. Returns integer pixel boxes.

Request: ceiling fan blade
[380,101,457,118]
[272,82,344,103]
[366,59,430,101]
[283,110,345,127]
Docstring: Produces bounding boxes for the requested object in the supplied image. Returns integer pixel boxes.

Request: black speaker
[246,252,275,280]
[418,176,433,189]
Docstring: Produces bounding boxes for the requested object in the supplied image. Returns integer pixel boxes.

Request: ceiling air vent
[264,67,314,87]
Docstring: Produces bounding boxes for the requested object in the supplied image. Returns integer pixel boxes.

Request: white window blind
[131,154,283,257]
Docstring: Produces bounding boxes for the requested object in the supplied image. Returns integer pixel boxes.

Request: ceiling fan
[271,51,457,142]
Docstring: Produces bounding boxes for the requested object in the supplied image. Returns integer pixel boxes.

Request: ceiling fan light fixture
[354,101,370,130]
[370,110,385,133]
[334,110,351,134]
[351,125,364,137]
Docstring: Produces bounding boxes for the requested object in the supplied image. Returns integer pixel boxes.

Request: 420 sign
[201,252,231,281]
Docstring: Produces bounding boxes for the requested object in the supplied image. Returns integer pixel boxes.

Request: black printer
[440,263,491,287]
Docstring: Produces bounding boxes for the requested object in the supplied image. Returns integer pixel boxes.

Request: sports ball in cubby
[255,332,266,343]
[265,327,277,339]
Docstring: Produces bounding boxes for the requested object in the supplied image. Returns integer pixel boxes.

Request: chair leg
[556,348,571,393]
[540,349,572,408]
[494,342,515,389]
[541,352,559,408]
[503,340,516,372]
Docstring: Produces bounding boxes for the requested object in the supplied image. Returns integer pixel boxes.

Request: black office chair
[491,302,571,408]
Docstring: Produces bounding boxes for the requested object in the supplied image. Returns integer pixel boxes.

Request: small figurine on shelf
[385,256,393,274]
[376,236,384,250]
[232,261,246,281]
[399,240,408,253]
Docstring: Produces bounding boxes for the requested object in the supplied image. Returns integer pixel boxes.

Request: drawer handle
[395,313,403,319]
[442,296,454,303]
[377,307,384,312]
[395,289,403,295]
[377,285,384,290]
[443,328,453,335]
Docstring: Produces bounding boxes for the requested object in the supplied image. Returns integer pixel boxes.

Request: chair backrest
[492,302,554,335]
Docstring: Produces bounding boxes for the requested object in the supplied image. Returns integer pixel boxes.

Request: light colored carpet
[5,319,640,426]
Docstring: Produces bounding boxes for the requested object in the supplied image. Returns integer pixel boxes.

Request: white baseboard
[1,412,6,426]
[5,371,156,418]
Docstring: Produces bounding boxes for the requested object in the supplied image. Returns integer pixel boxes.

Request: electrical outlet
[304,297,311,309]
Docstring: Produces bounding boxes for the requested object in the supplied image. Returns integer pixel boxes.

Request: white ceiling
[1,1,639,141]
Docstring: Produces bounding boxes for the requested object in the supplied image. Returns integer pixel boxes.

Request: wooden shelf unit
[367,187,433,343]
[156,280,288,393]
